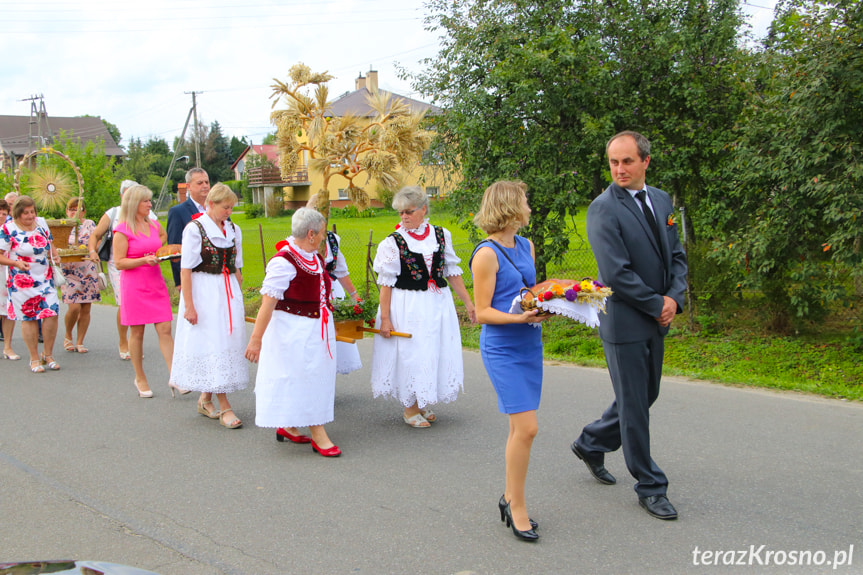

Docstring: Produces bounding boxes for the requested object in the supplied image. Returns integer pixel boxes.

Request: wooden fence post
[365,229,378,298]
[258,223,266,265]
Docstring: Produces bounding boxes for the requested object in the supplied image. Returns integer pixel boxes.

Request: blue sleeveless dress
[471,236,543,414]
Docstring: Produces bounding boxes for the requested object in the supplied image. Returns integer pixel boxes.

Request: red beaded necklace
[406,224,431,241]
[287,242,320,273]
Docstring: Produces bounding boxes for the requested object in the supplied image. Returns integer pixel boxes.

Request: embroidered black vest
[325,231,339,280]
[392,226,448,291]
[191,220,237,274]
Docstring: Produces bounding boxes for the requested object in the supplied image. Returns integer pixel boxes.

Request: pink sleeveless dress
[114,221,173,326]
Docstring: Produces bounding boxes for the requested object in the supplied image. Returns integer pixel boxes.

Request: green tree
[230,135,249,161]
[708,0,863,329]
[261,132,277,145]
[174,121,233,183]
[412,0,602,277]
[204,120,234,182]
[411,0,746,279]
[116,136,185,197]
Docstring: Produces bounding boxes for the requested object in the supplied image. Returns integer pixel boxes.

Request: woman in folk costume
[371,186,476,428]
[245,207,341,457]
[170,183,248,429]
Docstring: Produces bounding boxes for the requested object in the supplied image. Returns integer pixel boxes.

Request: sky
[1,0,778,150]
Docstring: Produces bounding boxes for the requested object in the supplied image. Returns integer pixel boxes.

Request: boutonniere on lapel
[666,213,675,227]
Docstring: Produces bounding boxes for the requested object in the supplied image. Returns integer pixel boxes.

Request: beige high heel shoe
[133,379,153,398]
[169,382,191,398]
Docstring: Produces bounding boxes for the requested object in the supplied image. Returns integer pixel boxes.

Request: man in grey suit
[571,131,688,520]
[166,167,210,289]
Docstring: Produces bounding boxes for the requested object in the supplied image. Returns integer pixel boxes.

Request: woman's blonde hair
[473,181,529,234]
[118,184,153,236]
[207,183,237,207]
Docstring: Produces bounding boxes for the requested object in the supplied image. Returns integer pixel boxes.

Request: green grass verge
[124,210,859,403]
[460,317,863,401]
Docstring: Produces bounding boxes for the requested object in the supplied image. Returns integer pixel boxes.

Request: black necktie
[636,190,661,246]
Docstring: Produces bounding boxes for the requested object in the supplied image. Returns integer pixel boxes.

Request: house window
[338,188,348,200]
[426,187,439,197]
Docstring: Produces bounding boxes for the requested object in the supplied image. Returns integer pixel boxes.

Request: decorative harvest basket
[515,278,612,328]
[14,147,88,261]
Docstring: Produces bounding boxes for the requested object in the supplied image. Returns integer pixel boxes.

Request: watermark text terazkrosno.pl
[692,545,854,569]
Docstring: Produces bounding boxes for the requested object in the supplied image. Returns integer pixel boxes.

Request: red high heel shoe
[310,440,341,457]
[276,427,311,444]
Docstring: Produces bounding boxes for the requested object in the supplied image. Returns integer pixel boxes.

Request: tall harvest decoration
[269,63,431,218]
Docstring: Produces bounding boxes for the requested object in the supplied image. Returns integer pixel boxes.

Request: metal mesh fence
[243,225,598,294]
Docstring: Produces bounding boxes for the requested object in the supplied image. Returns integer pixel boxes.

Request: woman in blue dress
[470,180,546,542]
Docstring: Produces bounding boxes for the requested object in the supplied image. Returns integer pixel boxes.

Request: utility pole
[155,104,195,211]
[19,94,52,156]
[185,91,203,167]
[154,91,203,210]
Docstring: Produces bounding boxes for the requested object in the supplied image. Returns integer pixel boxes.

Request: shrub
[265,194,286,218]
[244,203,264,219]
[376,186,395,210]
[331,204,377,218]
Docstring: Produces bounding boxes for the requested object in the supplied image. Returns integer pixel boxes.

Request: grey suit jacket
[586,183,688,344]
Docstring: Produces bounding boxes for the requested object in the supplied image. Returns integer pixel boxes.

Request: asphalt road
[1,303,861,575]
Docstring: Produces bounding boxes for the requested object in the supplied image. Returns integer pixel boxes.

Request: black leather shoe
[570,442,616,485]
[502,501,539,542]
[639,495,678,520]
[499,495,538,530]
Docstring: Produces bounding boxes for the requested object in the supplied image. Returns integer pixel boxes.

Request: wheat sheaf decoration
[28,165,75,211]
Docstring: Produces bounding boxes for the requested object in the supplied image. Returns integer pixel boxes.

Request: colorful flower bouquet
[515,278,612,328]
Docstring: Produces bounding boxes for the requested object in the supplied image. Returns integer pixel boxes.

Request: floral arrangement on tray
[521,278,612,312]
[513,278,612,329]
[331,292,378,325]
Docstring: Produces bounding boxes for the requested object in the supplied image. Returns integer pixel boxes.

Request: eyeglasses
[398,208,420,216]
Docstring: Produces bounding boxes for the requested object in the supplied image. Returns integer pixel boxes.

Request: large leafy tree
[412,0,605,278]
[411,0,746,279]
[708,0,863,329]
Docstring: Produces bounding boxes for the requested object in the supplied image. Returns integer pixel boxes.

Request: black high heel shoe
[501,498,539,542]
[498,495,538,530]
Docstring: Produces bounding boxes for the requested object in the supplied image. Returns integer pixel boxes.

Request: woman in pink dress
[113,185,176,398]
[61,197,100,354]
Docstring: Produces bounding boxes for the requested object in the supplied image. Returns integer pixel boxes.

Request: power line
[1,8,419,22]
[0,16,421,34]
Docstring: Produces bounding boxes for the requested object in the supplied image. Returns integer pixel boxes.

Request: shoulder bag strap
[480,239,531,288]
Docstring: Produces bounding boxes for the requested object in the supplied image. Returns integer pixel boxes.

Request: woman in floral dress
[61,198,100,353]
[0,195,61,373]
